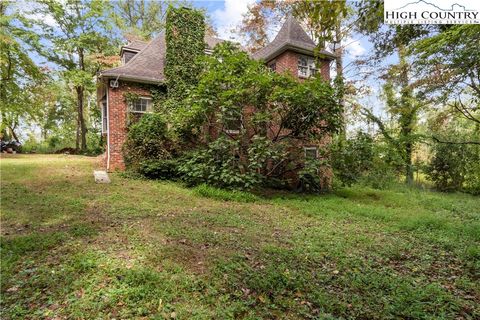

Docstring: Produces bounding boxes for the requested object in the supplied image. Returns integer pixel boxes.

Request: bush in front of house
[138,159,181,180]
[123,113,175,170]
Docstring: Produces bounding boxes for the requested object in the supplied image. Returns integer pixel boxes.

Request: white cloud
[344,36,366,58]
[213,0,255,42]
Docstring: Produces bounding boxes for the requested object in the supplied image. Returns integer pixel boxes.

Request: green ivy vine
[165,7,205,101]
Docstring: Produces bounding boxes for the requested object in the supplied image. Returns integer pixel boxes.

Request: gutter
[99,73,163,85]
[106,80,111,171]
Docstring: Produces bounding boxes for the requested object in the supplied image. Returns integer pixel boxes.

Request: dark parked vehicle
[1,140,22,153]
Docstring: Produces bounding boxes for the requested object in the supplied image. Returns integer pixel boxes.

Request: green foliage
[165,7,205,101]
[192,184,259,202]
[30,0,120,151]
[178,136,263,190]
[123,113,174,169]
[426,142,480,195]
[331,132,374,186]
[274,75,342,137]
[298,159,325,192]
[0,2,44,141]
[167,44,340,190]
[413,25,480,102]
[111,0,171,40]
[138,159,181,180]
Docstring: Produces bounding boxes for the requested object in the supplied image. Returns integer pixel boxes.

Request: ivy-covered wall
[165,7,205,101]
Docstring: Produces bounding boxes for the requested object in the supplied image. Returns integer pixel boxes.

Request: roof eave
[119,47,142,55]
[99,73,164,85]
[260,43,336,62]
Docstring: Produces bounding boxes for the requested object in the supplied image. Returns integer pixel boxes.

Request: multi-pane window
[130,97,152,113]
[102,102,108,133]
[298,55,318,78]
[304,147,318,160]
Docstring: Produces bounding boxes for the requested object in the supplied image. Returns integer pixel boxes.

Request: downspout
[106,80,111,171]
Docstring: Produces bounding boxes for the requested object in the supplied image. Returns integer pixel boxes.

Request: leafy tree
[171,43,341,190]
[413,25,480,145]
[355,0,433,58]
[111,0,183,41]
[0,1,45,142]
[31,0,119,152]
[362,48,424,185]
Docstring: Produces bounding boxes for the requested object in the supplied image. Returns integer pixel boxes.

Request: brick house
[98,16,335,174]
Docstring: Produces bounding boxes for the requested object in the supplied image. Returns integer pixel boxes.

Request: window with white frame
[130,97,152,113]
[101,102,108,133]
[298,55,318,78]
[304,146,318,160]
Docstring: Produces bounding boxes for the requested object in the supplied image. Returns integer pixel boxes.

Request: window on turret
[298,55,317,78]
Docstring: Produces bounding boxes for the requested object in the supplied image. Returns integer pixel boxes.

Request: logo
[384,0,480,24]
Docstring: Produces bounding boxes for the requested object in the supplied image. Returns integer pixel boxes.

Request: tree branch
[432,136,480,145]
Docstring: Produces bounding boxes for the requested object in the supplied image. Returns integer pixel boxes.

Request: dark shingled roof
[100,35,227,84]
[251,16,336,61]
[100,17,333,84]
[121,39,148,53]
[101,35,166,83]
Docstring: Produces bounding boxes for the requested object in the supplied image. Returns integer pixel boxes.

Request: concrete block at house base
[94,170,111,184]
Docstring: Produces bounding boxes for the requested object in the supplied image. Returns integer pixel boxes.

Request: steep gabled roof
[251,16,336,61]
[100,35,228,84]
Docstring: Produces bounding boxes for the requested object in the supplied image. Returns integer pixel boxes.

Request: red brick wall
[106,81,152,171]
[267,50,333,188]
[268,50,331,81]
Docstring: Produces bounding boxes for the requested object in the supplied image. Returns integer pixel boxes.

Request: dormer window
[298,55,317,78]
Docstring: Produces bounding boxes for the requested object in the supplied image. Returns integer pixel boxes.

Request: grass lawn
[1,154,479,319]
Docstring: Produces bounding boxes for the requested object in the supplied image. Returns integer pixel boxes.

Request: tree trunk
[334,21,345,140]
[76,86,87,152]
[8,125,19,142]
[398,46,415,185]
[405,141,414,185]
[76,48,87,152]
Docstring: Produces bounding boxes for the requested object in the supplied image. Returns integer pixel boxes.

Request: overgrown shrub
[426,142,480,194]
[138,159,181,180]
[123,113,174,169]
[331,132,400,189]
[331,132,374,186]
[125,39,341,192]
[298,159,324,192]
[178,137,263,189]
